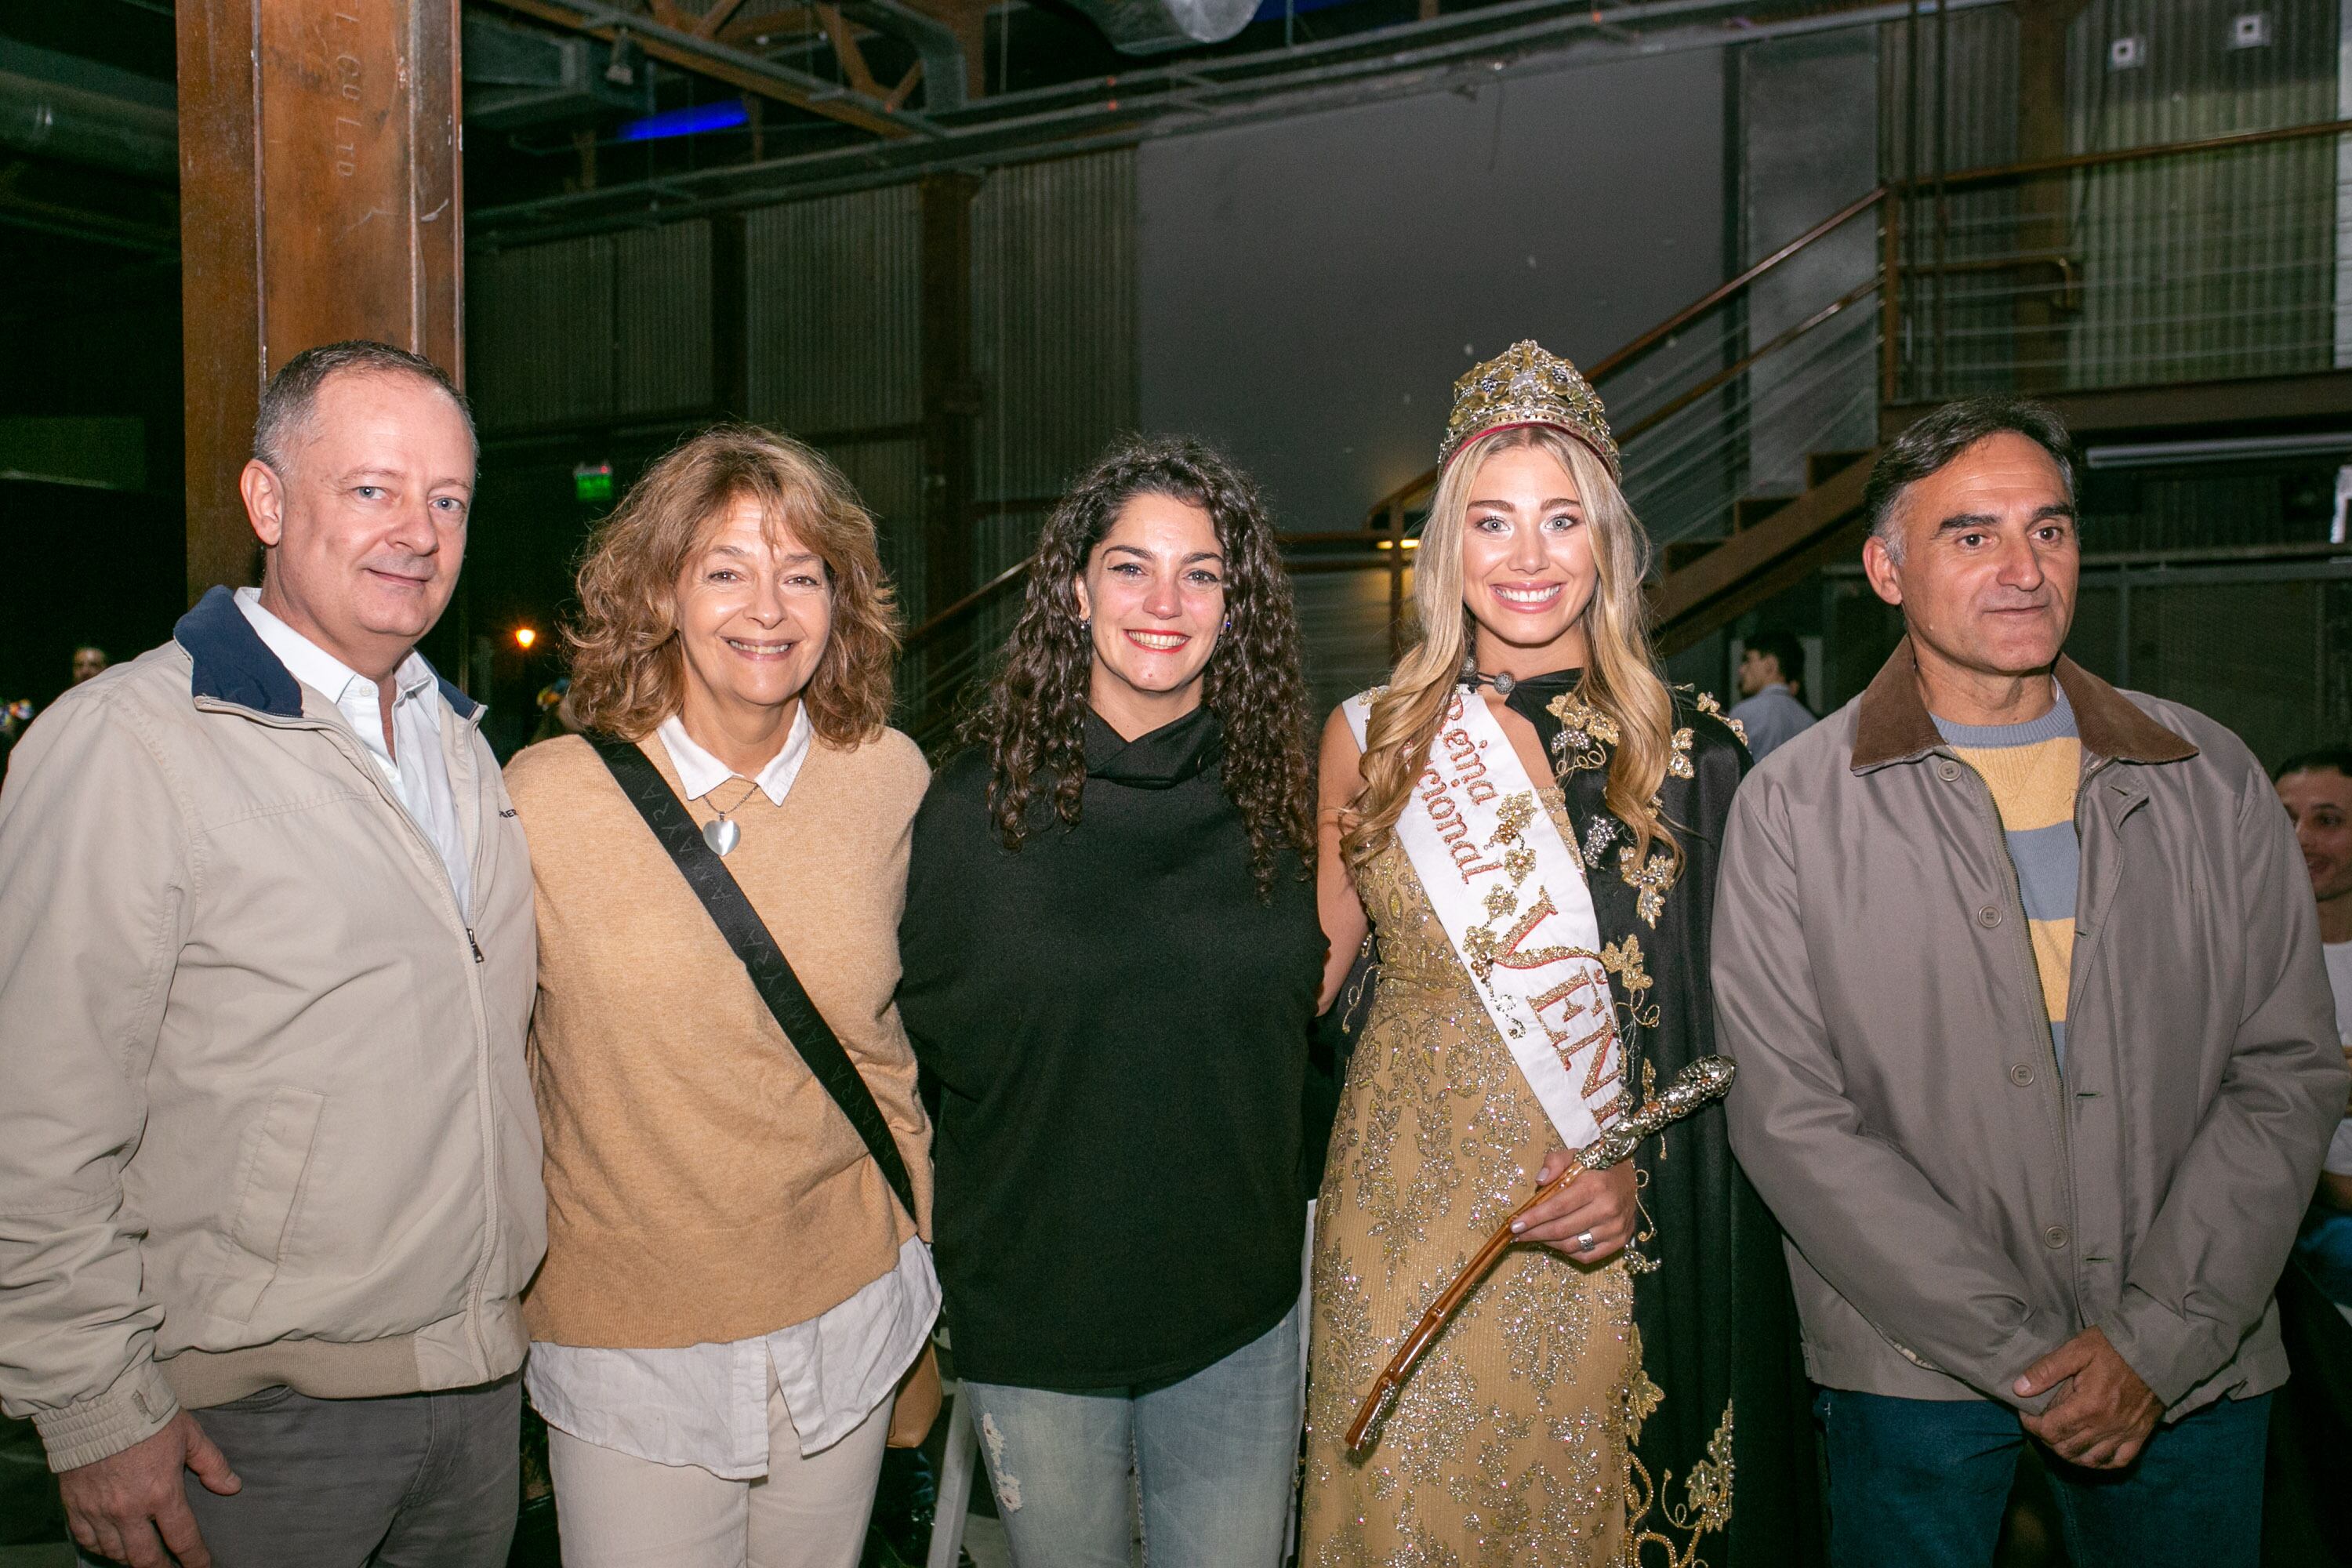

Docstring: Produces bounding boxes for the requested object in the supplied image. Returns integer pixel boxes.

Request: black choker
[1467,667,1583,698]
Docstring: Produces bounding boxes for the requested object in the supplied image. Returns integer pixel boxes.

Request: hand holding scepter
[1341,1055,1737,1454]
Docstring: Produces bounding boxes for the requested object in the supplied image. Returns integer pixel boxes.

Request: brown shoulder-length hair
[567,425,900,746]
[959,434,1315,898]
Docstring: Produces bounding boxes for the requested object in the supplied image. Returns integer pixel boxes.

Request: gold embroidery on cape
[1693,689,1748,749]
[1618,1393,1735,1568]
[1617,845,1678,928]
[1667,728,1696,780]
[1600,937,1661,1032]
[1547,692,1619,775]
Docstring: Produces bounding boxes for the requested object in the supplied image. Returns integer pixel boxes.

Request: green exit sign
[573,462,614,504]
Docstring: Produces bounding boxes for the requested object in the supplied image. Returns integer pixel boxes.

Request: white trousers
[547,1385,891,1568]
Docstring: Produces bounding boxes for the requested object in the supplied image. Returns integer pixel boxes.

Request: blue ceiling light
[1250,0,1356,21]
[614,99,751,142]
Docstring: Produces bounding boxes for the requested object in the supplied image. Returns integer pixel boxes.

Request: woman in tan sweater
[504,427,934,1568]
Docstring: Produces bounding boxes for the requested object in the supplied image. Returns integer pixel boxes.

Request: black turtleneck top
[896,707,1323,1390]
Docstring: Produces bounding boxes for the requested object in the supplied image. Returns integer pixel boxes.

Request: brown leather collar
[1850,637,2198,772]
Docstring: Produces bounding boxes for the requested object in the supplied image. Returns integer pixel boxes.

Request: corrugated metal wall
[969,151,1140,648]
[468,220,713,430]
[743,185,926,609]
[2062,0,2339,386]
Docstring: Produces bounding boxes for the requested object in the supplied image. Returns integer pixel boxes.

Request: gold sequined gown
[1301,789,1639,1568]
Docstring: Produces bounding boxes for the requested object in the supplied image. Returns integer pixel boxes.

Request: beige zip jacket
[1716,643,2345,1418]
[0,588,543,1470]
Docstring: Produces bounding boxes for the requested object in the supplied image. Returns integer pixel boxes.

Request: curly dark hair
[960,434,1315,896]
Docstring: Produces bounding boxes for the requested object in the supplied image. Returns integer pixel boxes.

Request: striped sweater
[1933,688,2082,1069]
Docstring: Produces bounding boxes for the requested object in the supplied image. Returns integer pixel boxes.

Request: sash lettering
[1346,688,1625,1149]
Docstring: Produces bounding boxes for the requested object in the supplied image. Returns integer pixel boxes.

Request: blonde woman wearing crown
[1298,343,1814,1565]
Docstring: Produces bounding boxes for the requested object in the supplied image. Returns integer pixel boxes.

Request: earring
[1222,617,1231,631]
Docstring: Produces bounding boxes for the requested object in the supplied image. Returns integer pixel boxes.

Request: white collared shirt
[234,586,470,919]
[654,708,813,807]
[524,706,939,1473]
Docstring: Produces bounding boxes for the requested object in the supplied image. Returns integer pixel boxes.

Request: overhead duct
[840,0,971,111]
[0,67,176,183]
[1067,0,1261,54]
[465,13,657,129]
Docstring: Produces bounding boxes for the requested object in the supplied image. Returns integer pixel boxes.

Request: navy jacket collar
[175,585,478,721]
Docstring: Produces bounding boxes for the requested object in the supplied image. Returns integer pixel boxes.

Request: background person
[1302,342,1812,1564]
[1730,628,1813,761]
[69,645,107,685]
[0,339,543,1568]
[504,426,935,1568]
[896,435,1323,1568]
[2266,749,2352,1566]
[1715,397,2345,1568]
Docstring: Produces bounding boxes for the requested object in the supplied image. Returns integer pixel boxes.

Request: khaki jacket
[0,588,543,1470]
[1715,642,2345,1417]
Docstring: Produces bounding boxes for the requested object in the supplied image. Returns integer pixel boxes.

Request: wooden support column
[920,172,982,637]
[177,0,464,601]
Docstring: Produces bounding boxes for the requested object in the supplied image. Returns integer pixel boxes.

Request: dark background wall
[1137,49,1730,535]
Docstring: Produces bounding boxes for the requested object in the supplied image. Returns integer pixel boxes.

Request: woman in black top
[897,436,1322,1568]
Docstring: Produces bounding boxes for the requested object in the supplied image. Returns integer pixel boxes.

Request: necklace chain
[711,778,763,818]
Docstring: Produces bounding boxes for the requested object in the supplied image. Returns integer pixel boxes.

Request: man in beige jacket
[1716,397,2345,1566]
[0,341,543,1567]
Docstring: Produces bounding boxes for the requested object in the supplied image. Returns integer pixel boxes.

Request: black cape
[1512,673,1822,1567]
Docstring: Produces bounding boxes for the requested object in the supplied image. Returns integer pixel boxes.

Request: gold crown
[1439,340,1620,477]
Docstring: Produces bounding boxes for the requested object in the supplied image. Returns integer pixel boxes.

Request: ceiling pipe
[1064,0,1261,54]
[474,0,2006,241]
[0,67,176,183]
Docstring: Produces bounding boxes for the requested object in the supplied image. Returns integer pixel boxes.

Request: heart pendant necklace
[702,778,763,858]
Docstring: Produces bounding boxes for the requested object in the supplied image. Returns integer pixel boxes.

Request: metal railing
[893,114,2352,743]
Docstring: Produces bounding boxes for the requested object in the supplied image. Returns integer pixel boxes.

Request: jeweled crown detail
[1439,339,1620,477]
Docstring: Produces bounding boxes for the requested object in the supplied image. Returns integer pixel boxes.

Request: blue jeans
[1816,1386,2268,1568]
[960,1302,1301,1568]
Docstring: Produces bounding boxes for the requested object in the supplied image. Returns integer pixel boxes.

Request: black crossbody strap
[586,731,917,1225]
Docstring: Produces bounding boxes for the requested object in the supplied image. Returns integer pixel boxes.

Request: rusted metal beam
[695,0,750,34]
[814,3,885,98]
[474,0,933,140]
[178,0,464,601]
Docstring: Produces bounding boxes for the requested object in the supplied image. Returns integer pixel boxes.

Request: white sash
[1345,686,1624,1149]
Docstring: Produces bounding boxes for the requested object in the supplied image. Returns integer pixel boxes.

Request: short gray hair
[1863,397,2076,563]
[252,339,476,473]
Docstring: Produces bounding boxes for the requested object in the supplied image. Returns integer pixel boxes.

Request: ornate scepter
[1342,1055,1737,1454]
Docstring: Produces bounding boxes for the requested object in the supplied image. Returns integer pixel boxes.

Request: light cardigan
[505,724,934,1349]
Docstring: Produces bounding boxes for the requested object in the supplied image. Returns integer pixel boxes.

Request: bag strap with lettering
[585,731,917,1224]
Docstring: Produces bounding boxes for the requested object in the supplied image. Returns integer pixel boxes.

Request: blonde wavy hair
[567,425,900,746]
[1341,424,1679,869]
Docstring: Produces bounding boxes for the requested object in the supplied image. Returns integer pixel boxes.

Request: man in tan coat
[1715,397,2344,1567]
[0,342,543,1567]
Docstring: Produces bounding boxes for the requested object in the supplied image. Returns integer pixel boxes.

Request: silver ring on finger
[1575,1230,1596,1251]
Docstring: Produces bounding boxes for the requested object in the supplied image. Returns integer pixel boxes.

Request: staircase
[897,113,2352,747]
